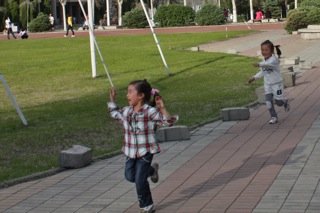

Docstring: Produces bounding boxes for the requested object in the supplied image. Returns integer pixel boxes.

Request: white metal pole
[0,73,28,126]
[106,0,110,26]
[87,0,97,78]
[250,0,253,21]
[140,0,171,76]
[225,25,228,38]
[151,0,154,20]
[79,0,114,87]
[59,0,67,31]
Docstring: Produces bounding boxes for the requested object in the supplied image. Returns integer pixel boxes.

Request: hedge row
[123,4,225,28]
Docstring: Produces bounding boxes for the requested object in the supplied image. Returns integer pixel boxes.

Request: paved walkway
[1,24,320,213]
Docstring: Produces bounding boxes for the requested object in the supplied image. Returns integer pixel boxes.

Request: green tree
[42,0,51,15]
[19,0,39,29]
[262,0,282,19]
[8,0,19,23]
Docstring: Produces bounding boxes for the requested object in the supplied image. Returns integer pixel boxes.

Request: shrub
[122,8,148,28]
[195,4,224,26]
[285,8,320,33]
[300,0,320,8]
[154,4,195,27]
[237,14,246,22]
[29,12,51,32]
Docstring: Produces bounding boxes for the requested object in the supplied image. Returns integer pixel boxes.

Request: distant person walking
[223,8,229,23]
[248,40,290,124]
[49,14,55,31]
[5,17,16,40]
[65,14,75,37]
[255,8,263,23]
[265,9,272,22]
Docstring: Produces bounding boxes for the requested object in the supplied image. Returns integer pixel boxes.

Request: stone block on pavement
[190,46,200,51]
[220,107,250,121]
[282,72,296,87]
[280,66,294,73]
[226,49,237,54]
[298,25,320,40]
[59,145,92,169]
[299,60,313,69]
[284,58,299,65]
[156,126,190,142]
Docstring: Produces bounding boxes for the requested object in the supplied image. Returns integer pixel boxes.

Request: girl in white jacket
[248,40,290,124]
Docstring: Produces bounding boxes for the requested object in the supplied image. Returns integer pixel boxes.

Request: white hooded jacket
[253,55,283,85]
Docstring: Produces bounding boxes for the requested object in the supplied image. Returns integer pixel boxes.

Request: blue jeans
[125,153,155,208]
[66,25,74,36]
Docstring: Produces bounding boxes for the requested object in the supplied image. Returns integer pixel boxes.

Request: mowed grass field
[0,30,262,184]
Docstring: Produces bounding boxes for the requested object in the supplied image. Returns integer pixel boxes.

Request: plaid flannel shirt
[108,102,177,159]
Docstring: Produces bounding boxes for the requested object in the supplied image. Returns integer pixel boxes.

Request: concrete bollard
[220,107,250,121]
[282,72,296,87]
[156,126,190,142]
[190,46,200,51]
[59,145,92,169]
[226,49,237,54]
[284,58,299,65]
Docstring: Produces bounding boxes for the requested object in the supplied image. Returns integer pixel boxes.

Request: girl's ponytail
[275,45,282,58]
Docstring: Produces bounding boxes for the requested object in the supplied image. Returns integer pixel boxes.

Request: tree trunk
[232,0,237,22]
[117,0,123,26]
[250,0,253,20]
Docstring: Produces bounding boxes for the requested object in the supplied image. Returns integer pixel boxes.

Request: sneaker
[284,99,290,112]
[140,206,155,213]
[64,35,67,37]
[71,35,75,37]
[269,117,278,124]
[150,163,159,183]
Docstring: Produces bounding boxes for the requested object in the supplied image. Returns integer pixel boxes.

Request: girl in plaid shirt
[108,79,177,213]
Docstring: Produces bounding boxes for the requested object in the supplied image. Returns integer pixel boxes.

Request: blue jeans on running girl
[125,152,155,208]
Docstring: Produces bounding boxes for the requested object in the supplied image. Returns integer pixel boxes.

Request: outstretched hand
[109,87,116,102]
[248,77,255,84]
[155,95,165,109]
[252,62,260,67]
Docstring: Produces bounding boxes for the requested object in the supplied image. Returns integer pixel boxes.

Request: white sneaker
[140,205,155,213]
[71,35,75,37]
[64,35,67,37]
[269,117,278,124]
[284,99,290,112]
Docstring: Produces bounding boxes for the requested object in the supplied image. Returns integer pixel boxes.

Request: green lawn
[0,30,262,184]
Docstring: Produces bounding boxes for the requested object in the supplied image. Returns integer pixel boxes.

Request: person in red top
[255,8,264,23]
[108,79,178,213]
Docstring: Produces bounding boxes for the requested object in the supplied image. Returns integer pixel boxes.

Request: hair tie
[151,88,159,95]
